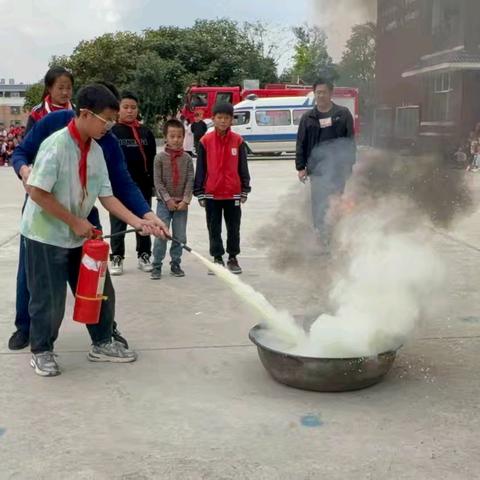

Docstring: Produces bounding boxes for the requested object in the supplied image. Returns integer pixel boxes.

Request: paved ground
[0,160,479,480]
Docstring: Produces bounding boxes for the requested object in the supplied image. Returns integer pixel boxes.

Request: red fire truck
[180,84,359,132]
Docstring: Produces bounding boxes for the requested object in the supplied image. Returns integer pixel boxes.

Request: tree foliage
[47,19,278,127]
[282,24,337,84]
[23,82,44,112]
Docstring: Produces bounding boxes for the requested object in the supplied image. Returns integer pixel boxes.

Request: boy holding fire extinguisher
[21,84,154,377]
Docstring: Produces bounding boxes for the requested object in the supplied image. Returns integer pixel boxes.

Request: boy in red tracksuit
[194,103,251,274]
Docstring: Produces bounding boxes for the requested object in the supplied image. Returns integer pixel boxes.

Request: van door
[252,108,294,154]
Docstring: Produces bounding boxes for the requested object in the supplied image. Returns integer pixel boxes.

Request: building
[0,79,32,128]
[375,0,480,150]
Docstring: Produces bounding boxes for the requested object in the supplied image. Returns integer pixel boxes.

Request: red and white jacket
[194,129,251,201]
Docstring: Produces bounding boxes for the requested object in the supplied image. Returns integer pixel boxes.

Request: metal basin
[249,324,399,392]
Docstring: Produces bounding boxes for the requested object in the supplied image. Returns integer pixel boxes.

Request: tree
[338,22,376,143]
[23,82,44,112]
[130,53,187,126]
[282,24,337,84]
[49,19,278,127]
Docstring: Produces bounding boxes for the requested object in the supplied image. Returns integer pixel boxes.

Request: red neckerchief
[30,95,73,122]
[67,119,91,203]
[165,146,184,188]
[44,94,73,114]
[119,120,148,172]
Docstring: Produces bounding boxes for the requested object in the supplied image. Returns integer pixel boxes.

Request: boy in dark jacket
[110,91,157,275]
[194,103,251,274]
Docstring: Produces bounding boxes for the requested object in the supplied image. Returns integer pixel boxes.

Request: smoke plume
[311,0,377,60]
[257,148,473,357]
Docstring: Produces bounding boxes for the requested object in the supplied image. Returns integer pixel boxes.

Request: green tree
[130,53,187,126]
[338,22,376,143]
[23,82,44,112]
[282,25,337,84]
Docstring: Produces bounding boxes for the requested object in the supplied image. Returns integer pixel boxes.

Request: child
[151,119,194,280]
[21,84,152,377]
[110,91,157,275]
[194,103,251,274]
[27,66,74,133]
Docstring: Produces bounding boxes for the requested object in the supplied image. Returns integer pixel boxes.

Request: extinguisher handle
[92,229,103,239]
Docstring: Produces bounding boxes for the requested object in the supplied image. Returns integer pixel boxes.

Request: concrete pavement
[0,161,479,480]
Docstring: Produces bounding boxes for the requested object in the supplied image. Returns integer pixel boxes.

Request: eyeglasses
[81,109,116,131]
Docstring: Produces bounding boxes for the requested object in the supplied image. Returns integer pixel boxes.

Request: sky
[0,0,374,84]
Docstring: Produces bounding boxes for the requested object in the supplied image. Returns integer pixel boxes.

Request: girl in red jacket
[26,66,74,133]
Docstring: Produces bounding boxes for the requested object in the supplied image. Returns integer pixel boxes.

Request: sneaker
[138,253,153,272]
[87,340,137,363]
[208,256,225,275]
[112,327,129,349]
[8,330,29,350]
[150,269,162,280]
[170,263,185,277]
[110,256,124,276]
[30,352,60,377]
[227,257,243,275]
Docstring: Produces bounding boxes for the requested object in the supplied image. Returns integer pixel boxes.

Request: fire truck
[180,84,360,133]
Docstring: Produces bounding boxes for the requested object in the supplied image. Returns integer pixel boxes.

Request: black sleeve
[146,129,157,180]
[201,121,208,137]
[345,109,355,138]
[238,142,251,195]
[193,142,207,198]
[295,115,308,171]
[25,116,36,135]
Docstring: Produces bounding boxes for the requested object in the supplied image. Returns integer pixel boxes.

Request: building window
[395,106,420,139]
[375,107,394,139]
[10,106,21,115]
[425,72,454,122]
[10,91,20,97]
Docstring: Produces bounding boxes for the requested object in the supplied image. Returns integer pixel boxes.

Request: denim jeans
[152,200,188,269]
[14,206,111,336]
[24,238,114,354]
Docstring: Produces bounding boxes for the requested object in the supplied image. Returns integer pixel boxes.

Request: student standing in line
[110,92,157,275]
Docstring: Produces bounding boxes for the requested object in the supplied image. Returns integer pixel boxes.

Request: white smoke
[310,0,377,60]
[289,197,445,358]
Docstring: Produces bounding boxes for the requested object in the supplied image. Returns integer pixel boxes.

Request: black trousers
[110,187,152,259]
[24,238,114,354]
[205,199,242,258]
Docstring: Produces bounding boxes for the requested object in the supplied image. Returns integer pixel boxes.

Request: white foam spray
[190,251,306,346]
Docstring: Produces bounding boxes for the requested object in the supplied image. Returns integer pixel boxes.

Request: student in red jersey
[194,103,251,274]
[26,67,74,133]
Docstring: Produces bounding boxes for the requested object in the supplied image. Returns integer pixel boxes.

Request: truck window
[292,109,310,125]
[190,93,208,108]
[233,111,251,126]
[216,92,233,104]
[255,110,291,127]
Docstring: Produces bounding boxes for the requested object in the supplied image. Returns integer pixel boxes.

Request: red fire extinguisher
[73,229,110,325]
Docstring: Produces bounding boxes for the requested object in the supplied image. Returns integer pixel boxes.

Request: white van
[232,93,357,155]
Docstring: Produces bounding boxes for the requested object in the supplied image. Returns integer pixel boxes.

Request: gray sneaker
[110,256,124,276]
[150,269,162,280]
[30,352,60,377]
[88,341,137,363]
[138,253,153,272]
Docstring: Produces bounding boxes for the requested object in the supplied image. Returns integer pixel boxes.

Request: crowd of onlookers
[0,125,26,166]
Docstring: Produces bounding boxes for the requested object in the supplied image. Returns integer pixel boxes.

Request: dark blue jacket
[12,110,151,228]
